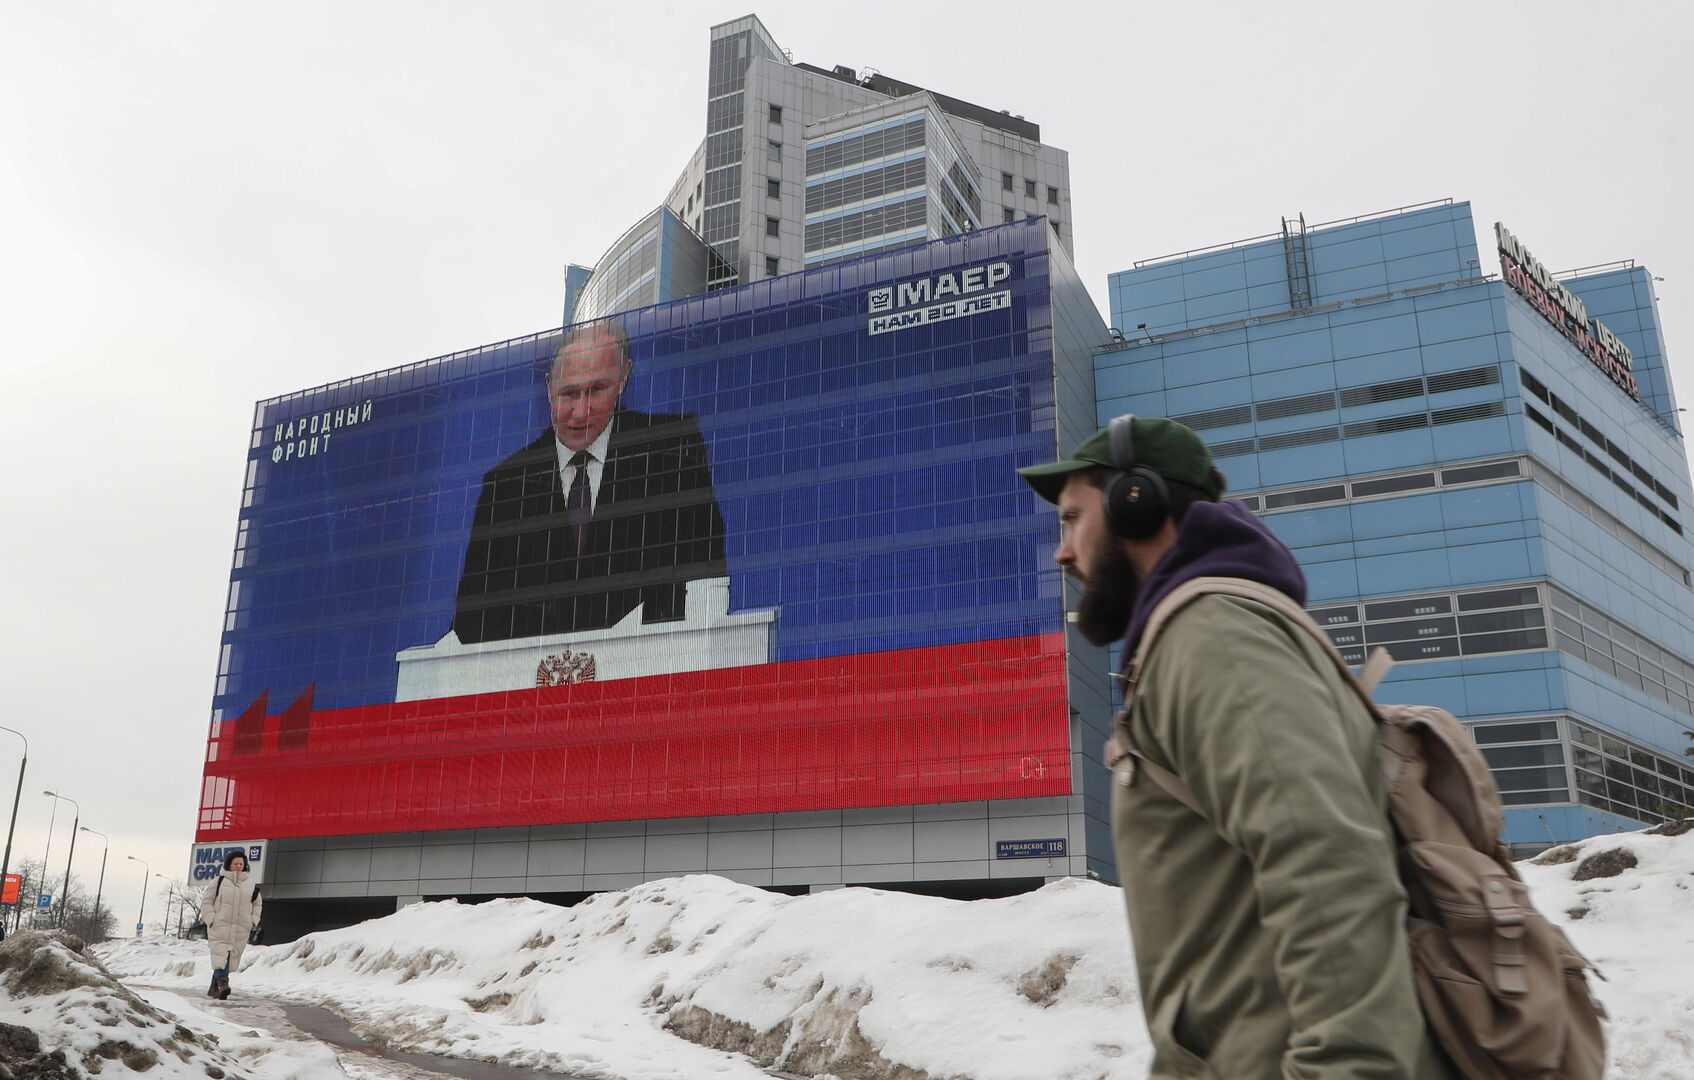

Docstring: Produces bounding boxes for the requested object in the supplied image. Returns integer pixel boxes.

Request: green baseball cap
[1018,416,1222,504]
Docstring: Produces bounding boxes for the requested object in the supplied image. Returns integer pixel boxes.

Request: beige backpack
[1106,576,1607,1080]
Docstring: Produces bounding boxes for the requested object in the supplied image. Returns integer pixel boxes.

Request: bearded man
[1018,416,1453,1080]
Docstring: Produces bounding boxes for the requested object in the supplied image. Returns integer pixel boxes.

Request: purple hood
[1120,499,1307,658]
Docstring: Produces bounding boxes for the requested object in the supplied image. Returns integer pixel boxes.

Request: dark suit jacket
[453,409,726,644]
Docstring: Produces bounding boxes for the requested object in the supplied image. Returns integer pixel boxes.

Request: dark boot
[215,977,231,1000]
[207,974,221,998]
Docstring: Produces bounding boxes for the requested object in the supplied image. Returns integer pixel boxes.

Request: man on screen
[452,319,726,644]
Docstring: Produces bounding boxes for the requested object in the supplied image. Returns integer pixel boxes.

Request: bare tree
[175,880,204,936]
[148,878,205,937]
[58,879,116,943]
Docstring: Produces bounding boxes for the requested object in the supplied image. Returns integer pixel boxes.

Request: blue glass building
[1098,199,1694,851]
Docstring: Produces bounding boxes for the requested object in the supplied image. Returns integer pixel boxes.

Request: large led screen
[199,221,1070,840]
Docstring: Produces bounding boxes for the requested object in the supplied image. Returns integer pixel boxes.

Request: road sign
[136,923,145,935]
[994,838,1066,859]
[35,893,52,909]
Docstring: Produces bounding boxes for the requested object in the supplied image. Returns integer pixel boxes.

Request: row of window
[1570,721,1694,821]
[805,157,927,217]
[1173,365,1502,436]
[1469,719,1569,809]
[1526,459,1688,584]
[703,43,754,291]
[1239,458,1694,707]
[998,170,1060,206]
[1314,581,1549,665]
[1240,457,1524,514]
[803,198,926,253]
[937,160,982,234]
[1204,400,1506,459]
[1463,716,1694,821]
[805,116,925,179]
[1548,585,1694,721]
[1519,368,1679,511]
[1524,401,1682,534]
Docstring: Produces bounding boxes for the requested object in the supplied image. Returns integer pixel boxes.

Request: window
[1351,473,1436,497]
[1052,221,1063,240]
[1002,207,1015,224]
[1442,461,1521,485]
[765,216,780,238]
[1024,179,1036,198]
[1263,484,1346,509]
[767,179,780,199]
[1366,596,1452,621]
[768,104,782,124]
[768,140,781,163]
[1001,171,1013,191]
[1047,185,1060,205]
[765,256,780,276]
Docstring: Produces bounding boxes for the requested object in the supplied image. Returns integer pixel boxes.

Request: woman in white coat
[200,850,262,999]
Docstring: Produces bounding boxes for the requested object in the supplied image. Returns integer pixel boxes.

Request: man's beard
[1075,533,1140,646]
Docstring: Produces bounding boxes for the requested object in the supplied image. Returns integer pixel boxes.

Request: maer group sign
[189,841,267,885]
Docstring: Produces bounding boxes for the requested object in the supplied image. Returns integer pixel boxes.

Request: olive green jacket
[1113,594,1455,1080]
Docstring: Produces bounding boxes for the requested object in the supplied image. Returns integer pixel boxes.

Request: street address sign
[994,838,1066,859]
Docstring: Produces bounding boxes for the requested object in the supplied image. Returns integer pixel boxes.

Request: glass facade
[1100,199,1694,848]
[201,219,1077,841]
[702,18,784,289]
[802,104,983,268]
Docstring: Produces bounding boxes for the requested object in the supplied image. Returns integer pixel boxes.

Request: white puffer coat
[200,868,262,972]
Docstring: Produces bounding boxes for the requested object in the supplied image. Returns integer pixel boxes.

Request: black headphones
[1103,413,1171,540]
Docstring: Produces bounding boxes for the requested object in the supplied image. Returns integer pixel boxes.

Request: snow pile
[101,875,1144,1080]
[90,825,1694,1079]
[94,936,203,981]
[1521,820,1694,1079]
[0,928,289,1080]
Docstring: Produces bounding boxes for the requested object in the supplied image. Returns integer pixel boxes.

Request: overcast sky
[3,1,1690,928]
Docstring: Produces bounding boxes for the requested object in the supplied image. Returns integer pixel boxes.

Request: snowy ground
[6,823,1678,1079]
[1517,823,1694,1078]
[0,928,348,1080]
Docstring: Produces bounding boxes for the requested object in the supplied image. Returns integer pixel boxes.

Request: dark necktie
[565,450,593,551]
[565,450,592,519]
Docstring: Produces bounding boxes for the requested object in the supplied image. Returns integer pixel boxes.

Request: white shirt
[555,425,613,514]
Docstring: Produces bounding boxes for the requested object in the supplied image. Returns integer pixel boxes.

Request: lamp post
[0,725,25,932]
[79,827,109,941]
[37,796,58,928]
[42,791,79,928]
[155,874,173,938]
[126,856,149,937]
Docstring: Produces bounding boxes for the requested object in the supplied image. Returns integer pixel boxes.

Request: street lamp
[37,796,58,928]
[79,827,109,941]
[125,856,149,937]
[42,791,79,928]
[0,725,25,932]
[155,874,173,938]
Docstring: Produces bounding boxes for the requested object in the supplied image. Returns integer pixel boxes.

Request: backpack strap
[1105,576,1397,812]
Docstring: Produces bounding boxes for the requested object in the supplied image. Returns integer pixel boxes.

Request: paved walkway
[127,984,597,1080]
